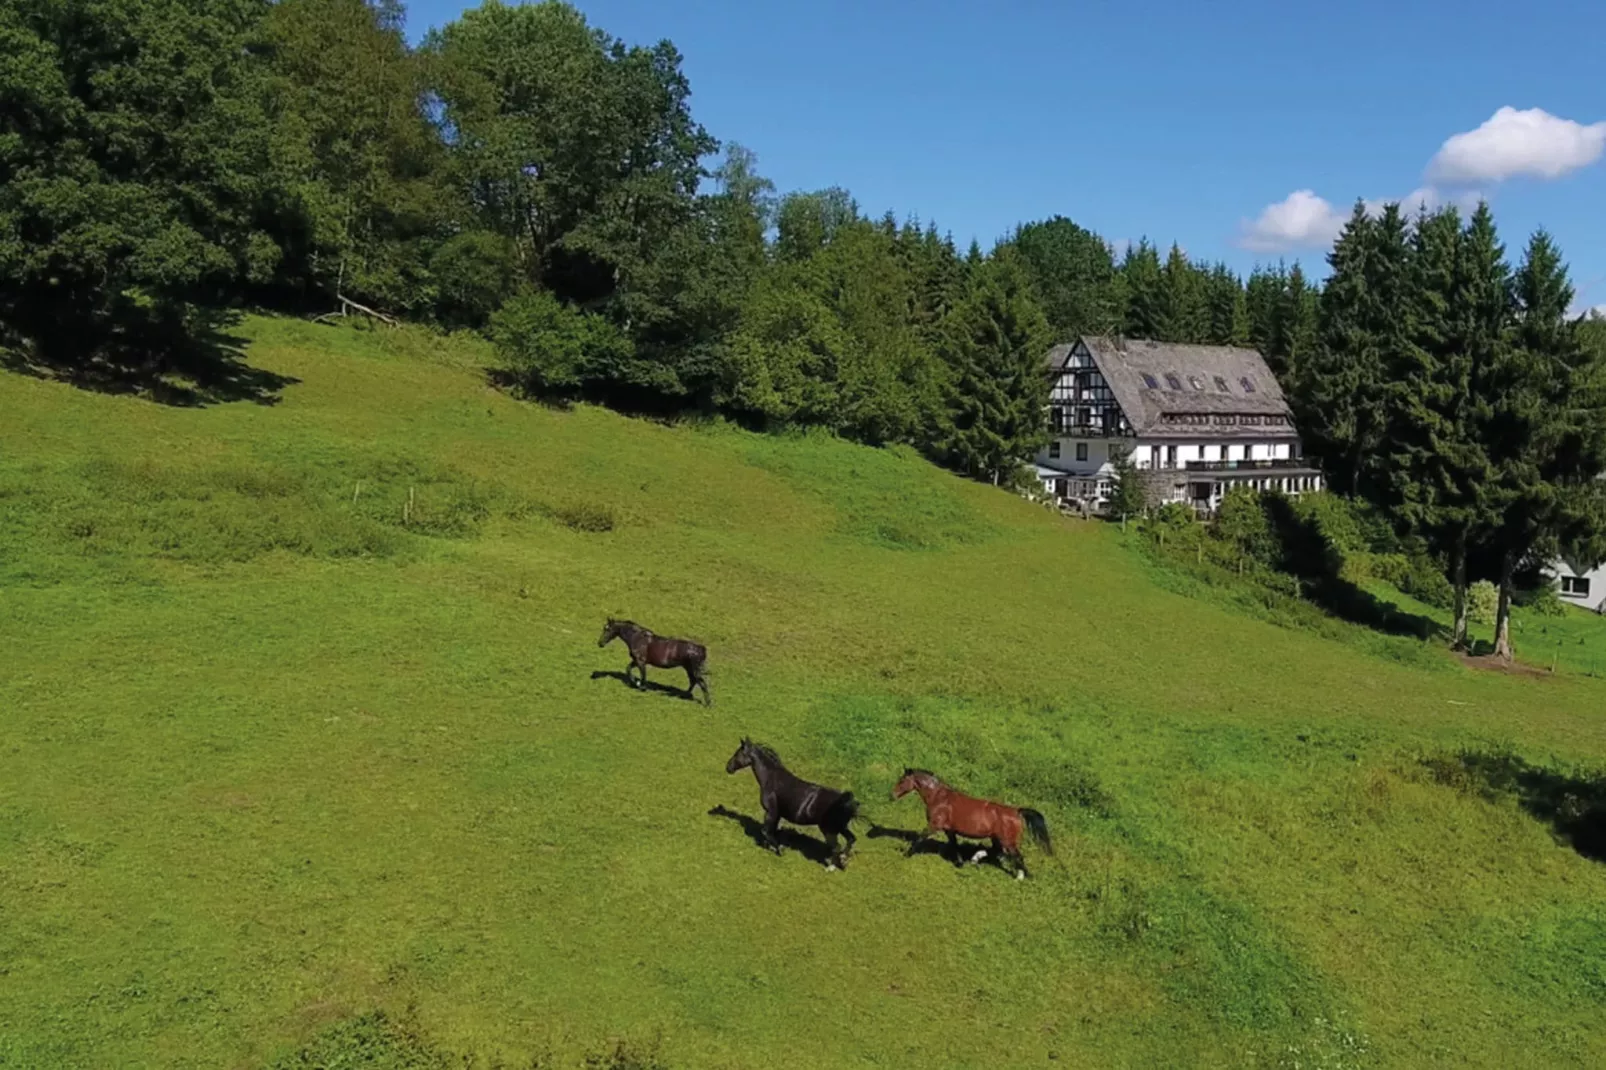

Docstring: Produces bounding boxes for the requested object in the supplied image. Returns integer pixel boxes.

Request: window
[1562,576,1592,598]
[1189,376,1205,391]
[1075,442,1088,462]
[1240,376,1257,393]
[1050,406,1064,432]
[1142,373,1160,389]
[1214,376,1230,392]
[1164,374,1183,391]
[1165,445,1178,468]
[1049,441,1061,459]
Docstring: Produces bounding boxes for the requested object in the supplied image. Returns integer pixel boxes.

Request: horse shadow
[589,670,698,702]
[867,824,1010,870]
[706,805,843,866]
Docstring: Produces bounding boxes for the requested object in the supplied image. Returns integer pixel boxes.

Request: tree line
[1,0,1322,479]
[5,0,1604,657]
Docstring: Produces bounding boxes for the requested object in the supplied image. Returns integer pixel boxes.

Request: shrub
[553,502,616,533]
[490,290,634,395]
[1520,579,1569,617]
[1467,579,1499,624]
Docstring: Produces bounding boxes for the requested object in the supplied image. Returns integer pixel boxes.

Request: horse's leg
[823,828,841,871]
[945,830,966,867]
[840,823,857,860]
[981,835,1003,869]
[762,805,783,855]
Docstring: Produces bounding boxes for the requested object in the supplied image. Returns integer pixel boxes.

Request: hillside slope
[4,317,1606,1069]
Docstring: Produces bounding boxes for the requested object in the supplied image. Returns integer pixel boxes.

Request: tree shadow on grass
[1263,495,1446,641]
[0,308,296,407]
[589,670,698,702]
[1423,750,1606,862]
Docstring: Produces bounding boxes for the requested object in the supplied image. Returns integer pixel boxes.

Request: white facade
[1554,559,1606,613]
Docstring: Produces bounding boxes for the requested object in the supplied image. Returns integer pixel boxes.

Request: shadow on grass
[706,805,840,866]
[590,669,698,702]
[1,309,296,407]
[865,823,1010,871]
[1424,750,1606,862]
[1264,496,1446,641]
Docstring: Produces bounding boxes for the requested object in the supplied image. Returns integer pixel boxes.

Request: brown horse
[598,618,711,705]
[892,769,1052,879]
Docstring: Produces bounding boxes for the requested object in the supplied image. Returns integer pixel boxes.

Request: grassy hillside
[4,317,1606,1069]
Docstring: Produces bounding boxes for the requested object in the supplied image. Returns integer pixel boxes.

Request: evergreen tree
[1296,202,1405,499]
[1245,265,1287,368]
[1204,264,1247,346]
[1281,263,1320,376]
[1159,243,1207,343]
[1005,215,1120,340]
[1484,231,1606,658]
[1383,205,1494,648]
[1122,240,1164,338]
[934,251,1051,484]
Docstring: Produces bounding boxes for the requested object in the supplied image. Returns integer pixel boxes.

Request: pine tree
[1122,240,1165,338]
[1156,244,1206,343]
[935,251,1051,484]
[1203,264,1247,346]
[1384,205,1494,649]
[1245,265,1287,368]
[1295,201,1404,499]
[1282,263,1320,377]
[1484,231,1606,658]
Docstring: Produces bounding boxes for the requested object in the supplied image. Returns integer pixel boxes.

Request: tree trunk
[1492,550,1515,662]
[1449,533,1470,652]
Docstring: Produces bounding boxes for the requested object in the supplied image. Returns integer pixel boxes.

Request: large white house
[1033,335,1323,512]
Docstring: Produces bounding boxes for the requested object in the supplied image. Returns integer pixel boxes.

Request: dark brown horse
[892,769,1052,879]
[726,739,859,870]
[598,618,711,705]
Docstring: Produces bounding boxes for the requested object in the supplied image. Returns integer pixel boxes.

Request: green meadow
[4,317,1606,1069]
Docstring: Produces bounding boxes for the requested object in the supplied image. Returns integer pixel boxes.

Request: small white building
[1033,335,1323,512]
[1553,557,1605,612]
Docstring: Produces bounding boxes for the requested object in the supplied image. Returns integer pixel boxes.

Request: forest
[3,0,1605,658]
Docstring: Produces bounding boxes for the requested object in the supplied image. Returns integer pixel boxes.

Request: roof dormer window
[1164,374,1183,391]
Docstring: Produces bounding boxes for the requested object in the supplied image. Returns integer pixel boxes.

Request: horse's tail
[1019,808,1053,856]
[827,790,860,828]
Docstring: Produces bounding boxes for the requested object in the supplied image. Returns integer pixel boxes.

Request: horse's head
[598,618,620,648]
[892,768,934,801]
[725,738,754,774]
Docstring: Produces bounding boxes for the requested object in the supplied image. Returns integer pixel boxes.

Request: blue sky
[406,0,1606,312]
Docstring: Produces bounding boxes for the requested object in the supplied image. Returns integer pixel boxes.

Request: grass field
[5,316,1606,1069]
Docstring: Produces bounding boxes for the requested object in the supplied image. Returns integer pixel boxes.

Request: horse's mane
[745,740,785,769]
[903,767,943,785]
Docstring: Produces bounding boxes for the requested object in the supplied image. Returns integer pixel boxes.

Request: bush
[1519,579,1569,617]
[1468,579,1499,624]
[490,290,634,395]
[1399,552,1455,609]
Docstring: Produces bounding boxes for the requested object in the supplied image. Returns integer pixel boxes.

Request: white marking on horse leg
[825,862,838,872]
[971,849,988,865]
[1016,869,1026,881]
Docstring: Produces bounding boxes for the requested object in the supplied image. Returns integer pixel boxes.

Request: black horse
[598,618,710,705]
[725,738,859,870]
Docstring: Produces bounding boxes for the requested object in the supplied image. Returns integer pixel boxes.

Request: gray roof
[1046,336,1296,438]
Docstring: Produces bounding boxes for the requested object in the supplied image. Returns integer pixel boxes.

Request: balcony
[1185,457,1313,473]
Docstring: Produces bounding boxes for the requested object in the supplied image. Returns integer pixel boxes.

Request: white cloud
[1428,106,1606,183]
[1237,190,1348,252]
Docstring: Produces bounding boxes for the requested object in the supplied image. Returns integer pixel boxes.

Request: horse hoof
[1015,871,1026,881]
[825,863,838,872]
[970,849,988,865]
